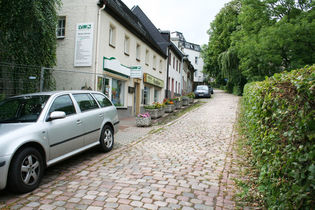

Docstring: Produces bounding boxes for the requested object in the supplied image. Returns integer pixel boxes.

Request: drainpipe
[94,2,106,90]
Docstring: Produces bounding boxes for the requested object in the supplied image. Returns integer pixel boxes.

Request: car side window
[92,93,112,108]
[49,95,76,116]
[73,93,99,112]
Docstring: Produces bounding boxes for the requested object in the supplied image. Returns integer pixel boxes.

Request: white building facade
[55,0,167,118]
[171,32,205,86]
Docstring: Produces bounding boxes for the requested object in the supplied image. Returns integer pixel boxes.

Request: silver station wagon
[0,90,119,193]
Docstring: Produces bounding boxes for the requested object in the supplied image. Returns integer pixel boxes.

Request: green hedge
[241,65,315,208]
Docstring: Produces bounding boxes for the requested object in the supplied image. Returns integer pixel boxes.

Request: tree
[203,0,315,93]
[0,0,60,95]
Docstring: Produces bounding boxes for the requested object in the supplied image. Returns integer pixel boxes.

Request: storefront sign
[143,73,164,88]
[130,66,142,78]
[103,57,130,78]
[74,23,94,66]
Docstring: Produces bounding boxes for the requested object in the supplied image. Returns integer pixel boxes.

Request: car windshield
[196,86,208,90]
[0,95,50,123]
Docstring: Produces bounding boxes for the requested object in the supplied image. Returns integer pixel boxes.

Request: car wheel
[100,125,114,152]
[7,147,44,193]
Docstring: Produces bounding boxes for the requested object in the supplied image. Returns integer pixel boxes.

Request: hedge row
[241,65,315,208]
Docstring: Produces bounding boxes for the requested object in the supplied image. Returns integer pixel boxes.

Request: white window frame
[56,16,66,38]
[109,24,116,47]
[145,49,149,66]
[136,43,141,61]
[124,35,130,55]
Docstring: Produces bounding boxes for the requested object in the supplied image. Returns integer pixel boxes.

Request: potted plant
[153,102,165,117]
[188,92,195,104]
[181,96,189,106]
[163,98,175,113]
[173,97,182,109]
[144,104,159,119]
[135,112,151,127]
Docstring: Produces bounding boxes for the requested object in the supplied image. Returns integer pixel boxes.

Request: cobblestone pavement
[1,90,240,209]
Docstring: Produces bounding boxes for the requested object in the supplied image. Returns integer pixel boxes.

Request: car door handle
[99,114,104,118]
[76,120,82,125]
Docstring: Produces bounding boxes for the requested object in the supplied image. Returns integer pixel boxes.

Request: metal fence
[0,62,103,99]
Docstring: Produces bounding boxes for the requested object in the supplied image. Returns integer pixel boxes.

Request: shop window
[143,86,150,105]
[56,16,66,38]
[111,79,124,107]
[154,89,159,102]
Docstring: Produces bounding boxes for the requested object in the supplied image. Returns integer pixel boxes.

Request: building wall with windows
[55,0,167,118]
[168,50,182,98]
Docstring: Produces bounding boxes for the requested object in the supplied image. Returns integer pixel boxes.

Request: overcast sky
[123,0,231,46]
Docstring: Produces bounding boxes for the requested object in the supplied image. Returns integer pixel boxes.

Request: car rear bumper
[0,155,10,190]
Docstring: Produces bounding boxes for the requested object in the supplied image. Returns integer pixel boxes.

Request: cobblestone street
[1,90,240,209]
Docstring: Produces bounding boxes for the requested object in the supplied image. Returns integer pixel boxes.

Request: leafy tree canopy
[0,0,61,67]
[202,0,315,93]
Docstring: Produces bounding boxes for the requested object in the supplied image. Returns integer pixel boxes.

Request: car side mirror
[49,111,66,121]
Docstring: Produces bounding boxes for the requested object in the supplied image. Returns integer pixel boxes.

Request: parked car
[208,85,214,94]
[194,85,211,98]
[0,90,119,193]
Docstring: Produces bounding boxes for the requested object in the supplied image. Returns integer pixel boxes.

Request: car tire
[7,147,44,194]
[99,125,114,152]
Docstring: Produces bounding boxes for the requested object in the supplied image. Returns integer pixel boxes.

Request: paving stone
[2,91,243,209]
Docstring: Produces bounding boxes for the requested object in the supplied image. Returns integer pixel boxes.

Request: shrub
[240,65,315,209]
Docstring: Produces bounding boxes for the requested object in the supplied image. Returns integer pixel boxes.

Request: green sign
[143,73,164,88]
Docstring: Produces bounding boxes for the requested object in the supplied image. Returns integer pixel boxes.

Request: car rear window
[92,93,112,108]
[73,93,99,112]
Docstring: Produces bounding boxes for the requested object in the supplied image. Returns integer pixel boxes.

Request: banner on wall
[74,23,94,67]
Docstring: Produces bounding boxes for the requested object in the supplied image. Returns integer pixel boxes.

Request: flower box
[144,108,160,119]
[182,97,189,106]
[158,107,165,117]
[136,114,151,127]
[174,100,182,109]
[165,104,175,113]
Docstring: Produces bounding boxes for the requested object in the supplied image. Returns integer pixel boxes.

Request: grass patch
[155,101,204,125]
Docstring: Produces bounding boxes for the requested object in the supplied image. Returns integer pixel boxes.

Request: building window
[109,24,116,47]
[179,62,181,73]
[136,44,141,61]
[159,60,162,73]
[175,81,177,94]
[169,53,171,66]
[173,57,175,69]
[111,79,124,107]
[124,35,130,55]
[153,55,157,70]
[178,82,180,94]
[143,86,150,105]
[145,50,149,66]
[195,56,198,64]
[56,16,66,38]
[176,60,178,71]
[154,89,159,102]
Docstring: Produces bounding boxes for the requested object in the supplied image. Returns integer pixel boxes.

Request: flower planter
[144,108,160,119]
[182,97,189,106]
[136,116,151,127]
[174,101,182,109]
[158,107,165,117]
[165,104,175,113]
